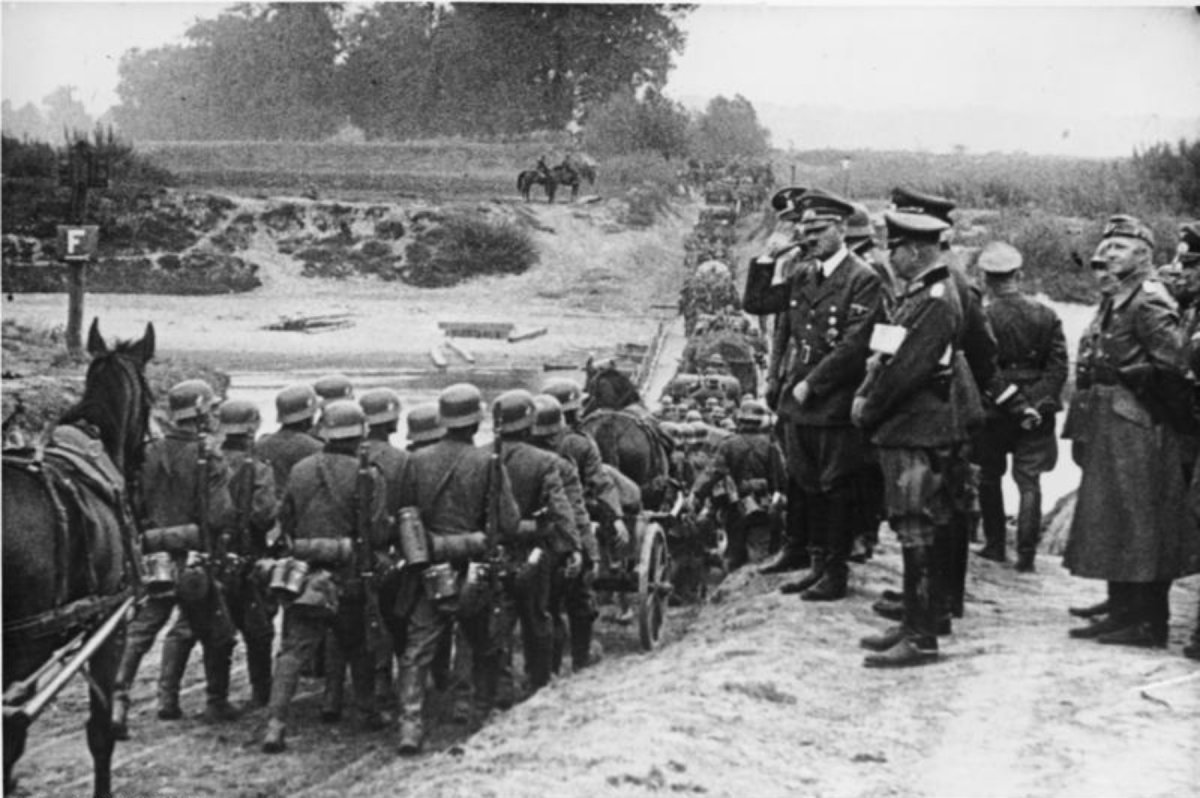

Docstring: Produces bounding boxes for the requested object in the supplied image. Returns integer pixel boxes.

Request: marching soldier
[406,403,445,452]
[691,400,786,570]
[492,390,578,700]
[215,400,278,707]
[742,189,886,601]
[394,383,520,754]
[530,394,597,673]
[1063,215,1199,648]
[112,379,237,737]
[1174,221,1200,661]
[314,372,354,404]
[854,211,967,668]
[256,384,323,499]
[974,242,1068,572]
[262,400,388,752]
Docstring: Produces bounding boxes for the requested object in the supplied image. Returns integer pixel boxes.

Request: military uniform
[855,213,967,666]
[393,384,520,753]
[692,402,786,569]
[263,401,388,752]
[1176,221,1200,661]
[974,243,1068,570]
[113,381,237,735]
[1063,217,1198,647]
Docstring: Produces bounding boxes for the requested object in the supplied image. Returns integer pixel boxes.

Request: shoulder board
[1140,278,1177,308]
[903,265,951,298]
[930,282,946,298]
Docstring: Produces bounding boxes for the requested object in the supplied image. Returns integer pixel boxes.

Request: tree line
[109,3,698,142]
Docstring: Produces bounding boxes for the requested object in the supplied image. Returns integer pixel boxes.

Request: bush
[403,214,537,287]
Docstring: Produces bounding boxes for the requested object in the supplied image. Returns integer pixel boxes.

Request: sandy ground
[4,196,1199,798]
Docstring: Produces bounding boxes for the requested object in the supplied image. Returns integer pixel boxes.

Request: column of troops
[743,185,1200,667]
[110,372,631,755]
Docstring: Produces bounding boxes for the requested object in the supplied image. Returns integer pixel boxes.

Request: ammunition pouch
[293,567,338,618]
[268,557,310,599]
[143,551,178,593]
[422,562,460,605]
[456,561,494,620]
[142,523,202,554]
[292,537,355,568]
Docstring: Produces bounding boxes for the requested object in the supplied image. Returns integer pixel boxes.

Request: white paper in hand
[869,323,907,355]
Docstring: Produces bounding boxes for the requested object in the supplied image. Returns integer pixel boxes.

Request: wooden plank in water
[437,321,514,339]
[508,326,548,343]
[444,338,475,364]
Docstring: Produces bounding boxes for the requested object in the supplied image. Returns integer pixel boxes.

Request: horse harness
[2,423,143,643]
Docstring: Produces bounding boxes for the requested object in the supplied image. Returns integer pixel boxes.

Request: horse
[549,161,582,202]
[580,360,675,511]
[517,169,555,202]
[3,318,154,798]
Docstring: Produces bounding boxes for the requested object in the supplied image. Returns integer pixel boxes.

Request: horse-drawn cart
[591,497,682,651]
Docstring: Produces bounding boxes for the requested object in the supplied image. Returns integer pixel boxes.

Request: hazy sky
[2,2,1198,154]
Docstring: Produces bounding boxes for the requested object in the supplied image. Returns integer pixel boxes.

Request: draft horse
[579,359,675,511]
[517,168,555,202]
[3,319,154,798]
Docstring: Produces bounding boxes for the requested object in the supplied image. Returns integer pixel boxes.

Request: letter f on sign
[66,228,85,256]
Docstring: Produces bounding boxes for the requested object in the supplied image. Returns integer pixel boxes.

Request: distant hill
[675,96,1199,158]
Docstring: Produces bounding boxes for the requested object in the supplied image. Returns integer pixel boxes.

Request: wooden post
[65,170,88,354]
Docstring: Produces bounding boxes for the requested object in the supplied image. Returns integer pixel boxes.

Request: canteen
[144,551,176,591]
[397,507,431,565]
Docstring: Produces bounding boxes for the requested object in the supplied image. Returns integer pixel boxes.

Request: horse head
[60,318,156,481]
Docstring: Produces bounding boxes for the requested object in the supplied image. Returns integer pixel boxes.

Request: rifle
[486,404,507,584]
[196,434,212,567]
[355,443,383,648]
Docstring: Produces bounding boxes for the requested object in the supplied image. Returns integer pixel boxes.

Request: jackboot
[780,551,826,595]
[803,495,852,601]
[246,638,273,708]
[157,633,194,720]
[111,691,131,741]
[201,644,240,723]
[977,479,1006,562]
[760,480,810,575]
[759,547,810,575]
[570,616,594,672]
[396,665,426,755]
[1014,488,1041,572]
[1069,582,1132,638]
[262,718,287,754]
[321,631,346,723]
[863,544,939,668]
[872,597,904,621]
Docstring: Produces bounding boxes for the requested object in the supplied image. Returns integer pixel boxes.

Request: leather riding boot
[1014,488,1041,572]
[977,479,1006,561]
[202,644,240,723]
[780,551,826,595]
[111,691,131,741]
[246,639,273,708]
[570,616,594,672]
[760,480,810,575]
[1070,582,1132,638]
[863,544,939,668]
[321,631,346,722]
[262,718,287,754]
[803,495,852,601]
[157,633,194,720]
[397,666,426,755]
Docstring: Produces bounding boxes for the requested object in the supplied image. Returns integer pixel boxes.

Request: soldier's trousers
[975,420,1057,559]
[269,595,373,725]
[116,583,236,706]
[496,554,553,697]
[398,588,499,728]
[549,556,598,673]
[323,589,391,714]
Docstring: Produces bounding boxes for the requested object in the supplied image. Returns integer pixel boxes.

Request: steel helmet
[313,373,354,403]
[493,389,536,434]
[406,403,444,444]
[542,378,583,412]
[438,383,483,429]
[684,409,704,424]
[735,399,769,428]
[319,399,366,441]
[276,384,319,424]
[532,394,565,437]
[217,398,260,435]
[168,379,215,422]
[359,388,401,425]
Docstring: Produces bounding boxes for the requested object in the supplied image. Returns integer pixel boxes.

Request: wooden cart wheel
[637,522,671,651]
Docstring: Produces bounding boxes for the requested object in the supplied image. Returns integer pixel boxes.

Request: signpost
[59,139,108,354]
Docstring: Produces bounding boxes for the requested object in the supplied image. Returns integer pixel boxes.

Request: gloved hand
[564,550,583,579]
[612,519,631,550]
[851,396,868,428]
[1019,407,1042,431]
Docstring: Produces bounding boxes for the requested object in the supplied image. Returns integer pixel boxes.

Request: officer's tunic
[1062,277,1199,582]
[854,261,968,543]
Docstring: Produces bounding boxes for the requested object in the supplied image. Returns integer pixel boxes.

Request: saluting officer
[973,242,1068,572]
[255,384,323,499]
[530,394,597,673]
[215,400,278,708]
[1062,215,1198,648]
[692,400,786,570]
[492,389,578,700]
[113,379,237,737]
[262,400,388,753]
[393,384,520,754]
[854,212,968,668]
